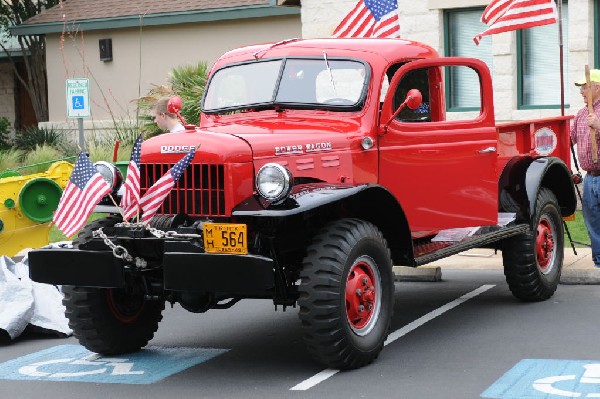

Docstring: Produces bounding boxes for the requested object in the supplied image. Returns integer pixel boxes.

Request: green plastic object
[114,160,128,179]
[4,198,15,209]
[0,169,20,179]
[18,177,63,223]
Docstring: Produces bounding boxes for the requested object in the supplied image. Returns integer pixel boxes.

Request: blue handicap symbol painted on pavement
[482,359,600,398]
[0,344,228,384]
[72,95,84,110]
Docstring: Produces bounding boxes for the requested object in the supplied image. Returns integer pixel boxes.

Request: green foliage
[0,148,24,173]
[564,211,591,247]
[14,125,64,151]
[0,116,11,150]
[137,61,209,137]
[169,62,208,126]
[20,144,63,174]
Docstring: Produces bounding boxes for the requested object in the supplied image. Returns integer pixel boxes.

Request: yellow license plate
[203,223,248,255]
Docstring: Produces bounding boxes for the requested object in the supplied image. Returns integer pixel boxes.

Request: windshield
[202,58,368,113]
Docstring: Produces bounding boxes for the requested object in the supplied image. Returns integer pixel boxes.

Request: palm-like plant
[137,61,209,138]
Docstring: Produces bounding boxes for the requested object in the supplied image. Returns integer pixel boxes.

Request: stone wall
[0,63,15,134]
[301,0,595,122]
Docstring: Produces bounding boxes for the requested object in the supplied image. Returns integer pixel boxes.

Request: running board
[413,224,530,266]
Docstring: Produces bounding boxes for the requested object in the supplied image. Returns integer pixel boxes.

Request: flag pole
[557,0,565,116]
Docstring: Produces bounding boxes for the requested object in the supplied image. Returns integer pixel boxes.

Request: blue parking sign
[72,95,84,110]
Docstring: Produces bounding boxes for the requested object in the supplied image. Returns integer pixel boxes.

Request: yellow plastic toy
[0,161,73,257]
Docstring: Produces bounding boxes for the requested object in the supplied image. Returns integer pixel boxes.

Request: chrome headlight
[255,163,293,204]
[94,161,123,194]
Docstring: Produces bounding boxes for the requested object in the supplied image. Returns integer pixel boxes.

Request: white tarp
[0,244,72,340]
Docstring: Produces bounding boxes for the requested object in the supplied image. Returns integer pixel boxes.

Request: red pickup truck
[29,38,576,370]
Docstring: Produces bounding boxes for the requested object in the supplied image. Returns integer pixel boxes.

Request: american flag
[140,147,196,224]
[332,0,400,39]
[120,134,142,221]
[474,0,558,45]
[52,153,111,237]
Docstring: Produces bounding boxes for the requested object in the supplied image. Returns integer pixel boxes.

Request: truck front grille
[140,163,226,217]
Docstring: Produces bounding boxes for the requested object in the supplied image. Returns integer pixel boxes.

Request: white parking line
[290,284,495,391]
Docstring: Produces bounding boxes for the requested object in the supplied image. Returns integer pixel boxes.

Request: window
[393,67,431,122]
[444,8,492,110]
[594,0,600,68]
[518,2,568,108]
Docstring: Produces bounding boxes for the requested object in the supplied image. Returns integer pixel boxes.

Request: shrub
[137,61,208,138]
[20,145,64,174]
[0,148,24,174]
[15,126,64,151]
[0,117,11,150]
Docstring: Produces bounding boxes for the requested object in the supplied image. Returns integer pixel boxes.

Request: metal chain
[114,222,202,239]
[147,227,202,239]
[92,228,148,269]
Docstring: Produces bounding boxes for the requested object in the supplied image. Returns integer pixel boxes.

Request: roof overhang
[10,4,300,36]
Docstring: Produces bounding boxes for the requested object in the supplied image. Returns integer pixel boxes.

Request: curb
[560,269,600,285]
[393,265,600,285]
[393,266,442,282]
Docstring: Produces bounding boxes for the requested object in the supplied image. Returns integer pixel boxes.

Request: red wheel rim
[106,288,145,324]
[536,216,555,272]
[345,256,381,335]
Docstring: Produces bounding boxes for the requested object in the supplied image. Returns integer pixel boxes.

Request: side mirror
[167,96,183,114]
[383,89,424,126]
[167,95,190,127]
[405,89,423,110]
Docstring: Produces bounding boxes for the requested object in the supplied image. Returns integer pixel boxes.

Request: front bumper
[28,247,275,296]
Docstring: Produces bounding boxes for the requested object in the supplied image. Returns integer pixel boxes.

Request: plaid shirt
[570,100,600,171]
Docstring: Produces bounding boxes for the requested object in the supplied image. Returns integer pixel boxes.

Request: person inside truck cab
[571,69,600,268]
[152,97,185,133]
[384,65,432,122]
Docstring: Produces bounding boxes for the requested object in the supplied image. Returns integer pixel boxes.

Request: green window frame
[594,0,600,68]
[517,1,569,109]
[443,7,493,112]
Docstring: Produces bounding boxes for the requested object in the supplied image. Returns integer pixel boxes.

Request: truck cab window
[393,68,431,122]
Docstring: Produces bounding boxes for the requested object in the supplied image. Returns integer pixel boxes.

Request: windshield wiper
[322,51,337,96]
[253,38,300,60]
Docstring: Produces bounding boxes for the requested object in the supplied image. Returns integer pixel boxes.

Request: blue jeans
[582,174,600,267]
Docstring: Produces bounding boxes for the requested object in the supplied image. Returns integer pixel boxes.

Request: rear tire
[502,188,563,301]
[298,219,394,369]
[63,215,164,355]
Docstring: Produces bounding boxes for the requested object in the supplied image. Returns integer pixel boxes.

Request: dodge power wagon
[29,38,577,370]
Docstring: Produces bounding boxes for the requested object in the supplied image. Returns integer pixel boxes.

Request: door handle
[478,147,496,154]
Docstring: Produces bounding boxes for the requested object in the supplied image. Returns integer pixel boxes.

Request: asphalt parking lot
[2,264,600,399]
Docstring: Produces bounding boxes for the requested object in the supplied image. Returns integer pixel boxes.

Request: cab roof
[213,38,439,67]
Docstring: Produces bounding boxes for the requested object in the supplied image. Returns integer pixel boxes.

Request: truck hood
[141,129,253,164]
[205,114,362,159]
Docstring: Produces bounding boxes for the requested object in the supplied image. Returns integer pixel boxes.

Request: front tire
[298,219,394,369]
[63,216,164,355]
[502,188,563,301]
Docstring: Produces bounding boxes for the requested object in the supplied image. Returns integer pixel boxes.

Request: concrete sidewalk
[394,246,600,284]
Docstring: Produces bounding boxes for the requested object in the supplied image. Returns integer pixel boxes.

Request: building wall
[301,0,595,122]
[0,62,15,129]
[42,15,301,133]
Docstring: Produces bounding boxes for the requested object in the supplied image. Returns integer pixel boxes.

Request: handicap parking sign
[482,359,600,398]
[0,344,228,384]
[72,95,84,110]
[66,78,90,117]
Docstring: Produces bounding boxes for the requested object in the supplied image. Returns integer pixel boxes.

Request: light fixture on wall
[99,38,112,62]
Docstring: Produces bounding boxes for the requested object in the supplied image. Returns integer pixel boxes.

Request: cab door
[379,57,498,232]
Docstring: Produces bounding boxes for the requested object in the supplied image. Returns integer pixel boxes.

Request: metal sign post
[66,78,91,151]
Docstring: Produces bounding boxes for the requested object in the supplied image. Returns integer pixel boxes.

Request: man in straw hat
[571,68,600,267]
